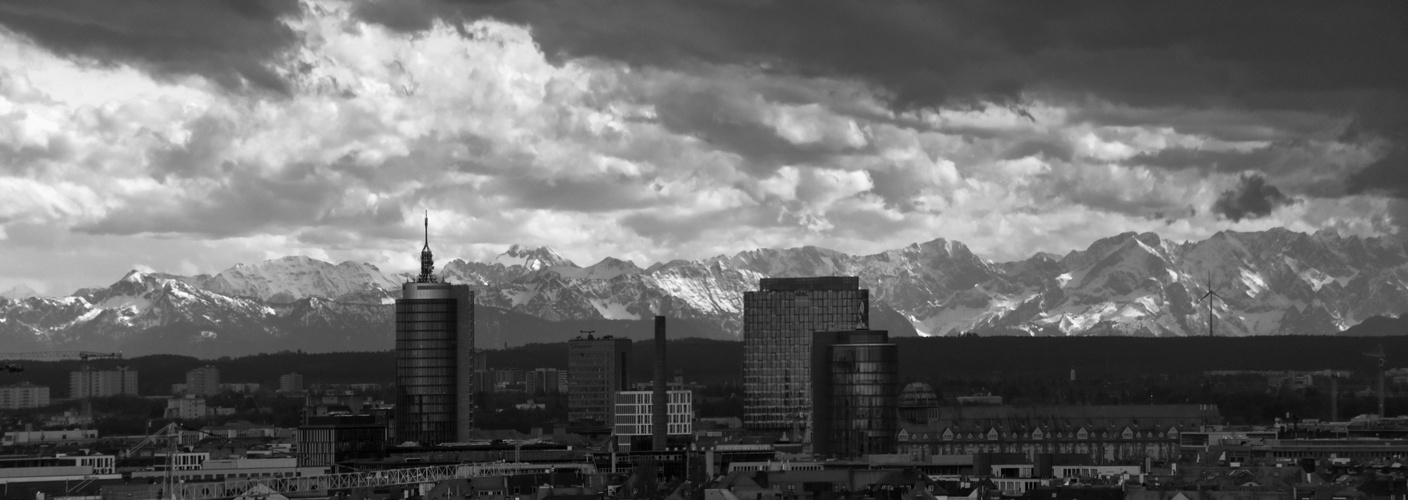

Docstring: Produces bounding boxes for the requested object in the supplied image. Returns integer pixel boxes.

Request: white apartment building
[0,382,49,409]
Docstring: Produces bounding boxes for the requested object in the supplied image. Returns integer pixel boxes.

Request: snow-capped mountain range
[2,228,1406,356]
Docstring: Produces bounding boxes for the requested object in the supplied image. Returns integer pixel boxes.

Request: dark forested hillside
[895,335,1408,379]
[0,340,745,398]
[2,351,397,398]
[8,335,1406,400]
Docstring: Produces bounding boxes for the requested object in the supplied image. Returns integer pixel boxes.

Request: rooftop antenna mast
[416,211,438,283]
[1196,272,1224,338]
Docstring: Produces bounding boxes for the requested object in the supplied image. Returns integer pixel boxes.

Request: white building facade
[613,390,693,437]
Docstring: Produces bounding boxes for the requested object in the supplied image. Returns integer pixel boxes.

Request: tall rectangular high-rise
[567,335,631,426]
[70,367,138,398]
[652,316,667,451]
[742,277,868,433]
[279,373,304,393]
[185,366,220,396]
[394,216,475,445]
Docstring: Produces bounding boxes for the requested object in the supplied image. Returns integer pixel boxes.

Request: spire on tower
[417,211,437,283]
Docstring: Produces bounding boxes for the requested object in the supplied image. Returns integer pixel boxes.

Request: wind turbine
[1195,272,1224,337]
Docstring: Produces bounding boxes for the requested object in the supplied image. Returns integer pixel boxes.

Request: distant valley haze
[0,1,1405,355]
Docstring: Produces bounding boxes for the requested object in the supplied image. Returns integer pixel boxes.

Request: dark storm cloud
[1131,141,1382,199]
[866,167,926,213]
[1346,147,1408,199]
[1212,175,1293,222]
[1001,138,1073,162]
[349,0,1408,207]
[357,0,1008,108]
[1132,145,1285,174]
[650,84,851,173]
[355,1,1408,116]
[0,0,301,93]
[1070,105,1349,143]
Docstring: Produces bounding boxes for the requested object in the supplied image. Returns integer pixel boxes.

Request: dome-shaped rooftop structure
[899,382,939,408]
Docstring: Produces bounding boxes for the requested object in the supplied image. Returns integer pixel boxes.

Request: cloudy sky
[0,1,1405,296]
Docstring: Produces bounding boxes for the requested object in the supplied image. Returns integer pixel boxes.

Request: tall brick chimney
[653,315,667,451]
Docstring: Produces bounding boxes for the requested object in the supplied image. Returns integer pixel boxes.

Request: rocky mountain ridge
[2,228,1406,356]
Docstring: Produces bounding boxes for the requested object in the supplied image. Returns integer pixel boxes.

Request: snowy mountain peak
[201,255,401,302]
[0,284,39,300]
[583,257,643,280]
[496,245,575,270]
[917,237,960,254]
[1030,252,1062,262]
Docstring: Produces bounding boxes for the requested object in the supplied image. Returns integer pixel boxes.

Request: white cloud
[765,103,868,149]
[0,0,1393,294]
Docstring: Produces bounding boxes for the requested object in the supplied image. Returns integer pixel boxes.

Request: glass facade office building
[814,329,898,458]
[395,283,475,445]
[742,277,869,433]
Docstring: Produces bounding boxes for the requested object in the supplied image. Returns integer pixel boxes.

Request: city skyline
[1,1,1405,297]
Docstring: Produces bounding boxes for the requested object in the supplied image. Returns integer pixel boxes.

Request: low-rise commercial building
[2,429,98,446]
[297,414,388,469]
[165,396,208,419]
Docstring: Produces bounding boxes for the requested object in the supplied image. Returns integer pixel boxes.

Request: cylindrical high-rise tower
[394,215,475,445]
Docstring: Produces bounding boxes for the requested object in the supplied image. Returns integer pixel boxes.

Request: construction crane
[123,422,186,459]
[124,462,598,500]
[0,351,122,371]
[511,437,546,463]
[1366,344,1387,418]
[124,422,187,500]
[0,351,123,361]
